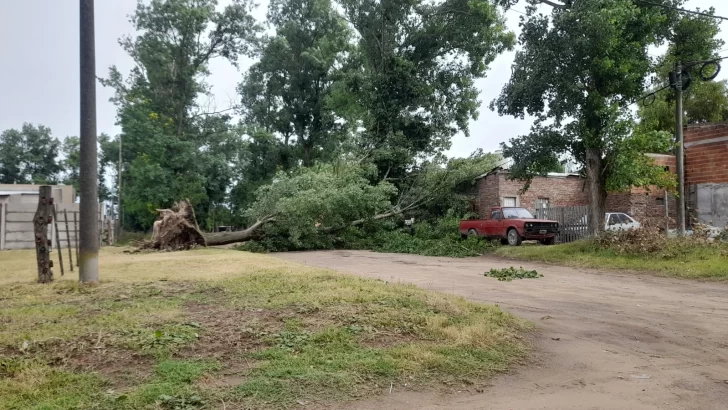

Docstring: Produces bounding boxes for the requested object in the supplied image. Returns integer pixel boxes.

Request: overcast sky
[1,0,727,159]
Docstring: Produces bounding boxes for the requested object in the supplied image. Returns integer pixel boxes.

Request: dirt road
[276,250,728,410]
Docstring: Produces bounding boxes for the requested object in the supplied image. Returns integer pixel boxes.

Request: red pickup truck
[459,207,559,246]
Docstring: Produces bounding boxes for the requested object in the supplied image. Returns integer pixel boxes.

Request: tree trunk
[585,146,607,237]
[203,218,272,246]
[303,143,313,167]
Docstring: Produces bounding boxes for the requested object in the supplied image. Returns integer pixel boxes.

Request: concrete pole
[675,62,686,236]
[79,0,99,283]
[117,134,122,235]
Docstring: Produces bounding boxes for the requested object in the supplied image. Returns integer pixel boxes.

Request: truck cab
[459,207,559,246]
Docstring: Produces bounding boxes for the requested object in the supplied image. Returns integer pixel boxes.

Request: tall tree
[338,0,515,180]
[100,0,260,230]
[638,10,728,133]
[60,134,114,201]
[240,0,351,167]
[492,0,679,235]
[0,123,61,184]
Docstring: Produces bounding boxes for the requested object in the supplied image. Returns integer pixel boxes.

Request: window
[619,214,634,224]
[503,208,534,219]
[656,197,665,206]
[502,197,517,207]
[536,198,549,210]
[608,214,620,225]
[491,210,501,220]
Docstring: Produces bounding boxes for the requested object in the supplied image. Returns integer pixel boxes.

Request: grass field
[0,248,528,409]
[496,240,728,280]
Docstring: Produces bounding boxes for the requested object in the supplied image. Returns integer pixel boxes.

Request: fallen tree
[135,155,499,251]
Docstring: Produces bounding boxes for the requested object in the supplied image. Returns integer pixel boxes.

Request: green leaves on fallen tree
[246,163,397,248]
[485,267,542,281]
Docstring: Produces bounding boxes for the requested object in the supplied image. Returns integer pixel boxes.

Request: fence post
[51,205,65,277]
[63,209,74,271]
[74,212,80,267]
[34,186,54,283]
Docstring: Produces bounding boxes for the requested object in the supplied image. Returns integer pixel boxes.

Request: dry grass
[0,247,320,285]
[0,248,528,409]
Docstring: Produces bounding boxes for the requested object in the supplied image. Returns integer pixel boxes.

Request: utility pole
[79,0,99,284]
[674,62,686,236]
[117,135,122,236]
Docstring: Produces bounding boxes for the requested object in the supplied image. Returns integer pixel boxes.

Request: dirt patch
[278,250,728,410]
[1,334,154,391]
[181,302,282,361]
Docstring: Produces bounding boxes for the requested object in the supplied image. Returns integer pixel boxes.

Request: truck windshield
[502,208,534,219]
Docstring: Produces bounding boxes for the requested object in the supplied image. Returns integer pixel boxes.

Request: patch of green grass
[0,358,109,410]
[0,249,528,409]
[496,240,728,279]
[121,359,219,408]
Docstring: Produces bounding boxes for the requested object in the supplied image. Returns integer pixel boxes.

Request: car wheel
[507,229,522,246]
[468,229,478,237]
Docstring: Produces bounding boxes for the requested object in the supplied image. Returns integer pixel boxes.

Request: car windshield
[502,208,534,219]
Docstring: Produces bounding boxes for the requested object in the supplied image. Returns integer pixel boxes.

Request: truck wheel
[468,229,478,237]
[507,229,522,246]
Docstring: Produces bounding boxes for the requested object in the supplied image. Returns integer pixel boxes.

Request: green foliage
[0,123,62,184]
[240,0,351,167]
[343,215,499,257]
[59,134,114,201]
[338,0,514,179]
[246,163,397,249]
[493,0,681,234]
[638,10,727,133]
[484,267,542,281]
[100,0,260,230]
[604,128,677,192]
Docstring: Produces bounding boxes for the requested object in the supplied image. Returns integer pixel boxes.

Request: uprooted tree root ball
[133,200,207,252]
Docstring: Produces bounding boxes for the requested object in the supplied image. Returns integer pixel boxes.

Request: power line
[634,0,728,22]
[507,8,528,16]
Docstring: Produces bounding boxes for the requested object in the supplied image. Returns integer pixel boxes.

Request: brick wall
[475,171,588,217]
[684,122,728,185]
[475,161,677,225]
[476,173,500,216]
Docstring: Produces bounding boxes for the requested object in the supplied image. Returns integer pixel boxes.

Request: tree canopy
[0,124,61,185]
[638,10,728,133]
[492,0,680,234]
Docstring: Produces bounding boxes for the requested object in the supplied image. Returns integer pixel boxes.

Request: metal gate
[536,205,589,243]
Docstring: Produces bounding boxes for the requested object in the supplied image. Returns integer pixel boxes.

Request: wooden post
[64,209,74,271]
[74,212,79,267]
[51,205,65,277]
[34,186,54,283]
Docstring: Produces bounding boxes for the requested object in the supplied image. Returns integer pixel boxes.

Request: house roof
[475,167,581,181]
[0,191,38,196]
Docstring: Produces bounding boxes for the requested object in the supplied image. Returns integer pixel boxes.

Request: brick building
[474,154,678,225]
[684,122,728,227]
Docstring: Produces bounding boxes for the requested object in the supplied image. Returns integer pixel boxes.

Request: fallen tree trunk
[134,199,403,251]
[203,218,274,246]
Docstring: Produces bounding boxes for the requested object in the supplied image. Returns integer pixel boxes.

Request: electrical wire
[634,0,728,21]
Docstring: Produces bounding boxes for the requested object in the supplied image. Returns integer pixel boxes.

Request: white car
[605,212,641,231]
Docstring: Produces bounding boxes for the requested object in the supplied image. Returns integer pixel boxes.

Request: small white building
[0,184,83,250]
